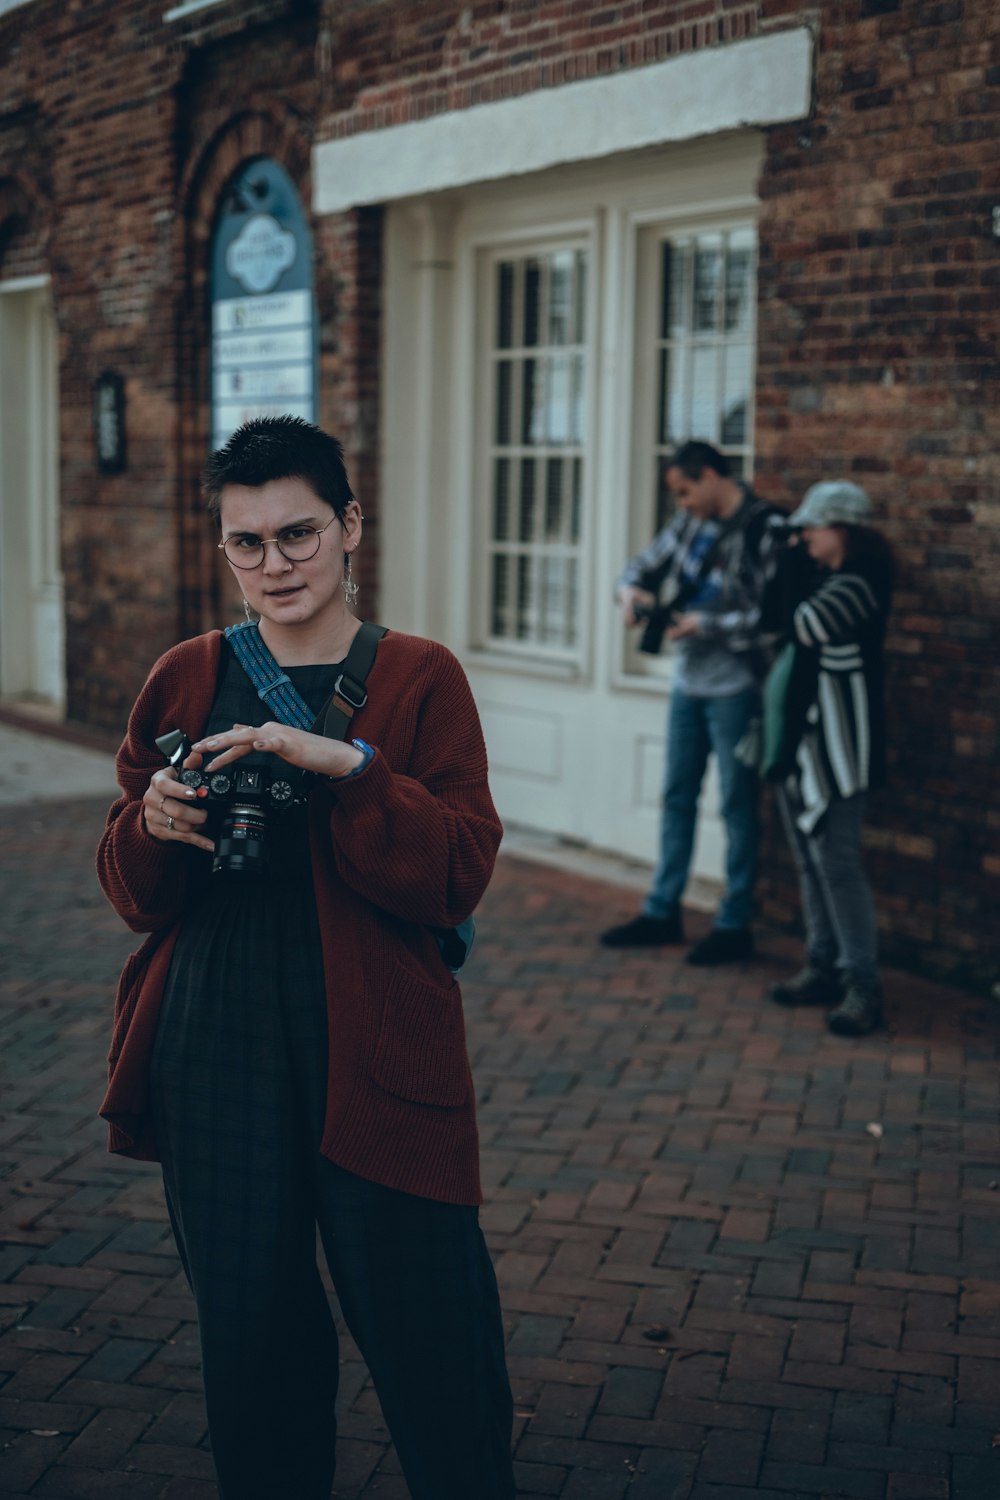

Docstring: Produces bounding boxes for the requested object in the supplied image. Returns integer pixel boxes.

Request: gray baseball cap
[788,480,873,528]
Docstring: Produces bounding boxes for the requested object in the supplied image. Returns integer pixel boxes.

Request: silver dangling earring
[342,553,359,606]
[242,596,253,623]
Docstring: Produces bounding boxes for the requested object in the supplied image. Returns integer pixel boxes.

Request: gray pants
[777,790,879,989]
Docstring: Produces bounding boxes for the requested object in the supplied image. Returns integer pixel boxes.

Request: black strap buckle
[333,672,368,712]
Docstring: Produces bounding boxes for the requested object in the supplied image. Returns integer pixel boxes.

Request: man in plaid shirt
[601,441,783,965]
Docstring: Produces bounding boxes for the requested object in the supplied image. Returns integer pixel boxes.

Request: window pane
[565,558,578,649]
[721,343,752,446]
[497,262,515,349]
[493,458,511,540]
[523,260,540,347]
[570,354,585,445]
[571,458,582,542]
[517,554,534,639]
[519,457,537,543]
[545,458,564,540]
[540,557,564,645]
[495,360,512,444]
[725,229,755,335]
[491,554,509,636]
[655,455,674,532]
[547,353,571,445]
[549,251,573,346]
[693,235,723,334]
[521,357,541,444]
[574,250,587,343]
[690,345,718,441]
[661,242,689,340]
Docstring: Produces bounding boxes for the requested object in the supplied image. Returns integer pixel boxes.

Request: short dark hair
[667,441,731,481]
[202,416,354,522]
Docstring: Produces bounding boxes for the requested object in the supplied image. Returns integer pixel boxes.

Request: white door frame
[380,136,763,878]
[0,275,65,708]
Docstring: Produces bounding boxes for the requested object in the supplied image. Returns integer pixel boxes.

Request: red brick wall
[320,0,760,133]
[752,0,1000,985]
[2,0,997,983]
[0,0,335,725]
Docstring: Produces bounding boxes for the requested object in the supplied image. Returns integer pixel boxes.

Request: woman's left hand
[192,723,366,780]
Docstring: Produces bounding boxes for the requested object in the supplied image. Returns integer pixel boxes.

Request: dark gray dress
[147,643,514,1500]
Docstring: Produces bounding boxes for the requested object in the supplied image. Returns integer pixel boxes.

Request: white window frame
[614,200,760,692]
[464,215,601,681]
[474,234,591,668]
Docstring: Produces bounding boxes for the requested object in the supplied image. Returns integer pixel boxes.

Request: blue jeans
[642,686,760,931]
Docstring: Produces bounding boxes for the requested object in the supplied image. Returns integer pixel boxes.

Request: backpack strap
[223,622,314,729]
[223,619,388,736]
[320,621,388,742]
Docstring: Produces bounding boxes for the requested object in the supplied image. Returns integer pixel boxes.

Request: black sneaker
[684,927,755,966]
[827,981,883,1037]
[770,963,841,1008]
[599,912,684,948]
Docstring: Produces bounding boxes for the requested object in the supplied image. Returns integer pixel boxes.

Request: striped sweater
[791,558,893,834]
[766,547,891,832]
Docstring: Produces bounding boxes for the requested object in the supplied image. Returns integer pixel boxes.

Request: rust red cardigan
[96,628,502,1206]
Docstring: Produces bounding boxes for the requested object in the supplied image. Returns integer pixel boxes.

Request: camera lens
[213,801,269,875]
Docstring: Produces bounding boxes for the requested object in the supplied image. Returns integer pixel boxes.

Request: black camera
[632,601,679,656]
[155,728,305,876]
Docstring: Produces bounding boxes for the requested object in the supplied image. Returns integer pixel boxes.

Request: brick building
[0,0,997,985]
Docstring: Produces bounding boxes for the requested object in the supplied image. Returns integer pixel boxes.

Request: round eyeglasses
[219,518,339,570]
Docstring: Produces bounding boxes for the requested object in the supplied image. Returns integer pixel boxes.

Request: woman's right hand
[143,755,214,853]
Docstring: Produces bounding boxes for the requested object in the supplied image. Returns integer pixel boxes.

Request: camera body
[154,728,304,875]
[632,601,679,656]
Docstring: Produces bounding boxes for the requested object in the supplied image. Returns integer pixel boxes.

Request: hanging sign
[94,372,126,473]
[210,158,318,450]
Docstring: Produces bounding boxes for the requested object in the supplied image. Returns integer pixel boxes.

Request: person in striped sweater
[762,482,893,1036]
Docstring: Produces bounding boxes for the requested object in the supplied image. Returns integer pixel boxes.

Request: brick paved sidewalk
[2,794,999,1499]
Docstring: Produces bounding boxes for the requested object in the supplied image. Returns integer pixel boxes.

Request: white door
[381,136,762,881]
[0,280,64,707]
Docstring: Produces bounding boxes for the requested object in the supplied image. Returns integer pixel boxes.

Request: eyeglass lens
[223,525,324,569]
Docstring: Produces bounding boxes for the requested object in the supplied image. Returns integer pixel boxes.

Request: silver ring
[166,815,175,832]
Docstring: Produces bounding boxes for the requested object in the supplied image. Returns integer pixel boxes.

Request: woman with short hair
[97,416,515,1499]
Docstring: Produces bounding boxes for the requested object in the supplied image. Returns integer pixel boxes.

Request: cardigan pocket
[371,959,471,1108]
[107,929,166,1071]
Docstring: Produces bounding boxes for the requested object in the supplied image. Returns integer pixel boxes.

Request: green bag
[760,641,799,781]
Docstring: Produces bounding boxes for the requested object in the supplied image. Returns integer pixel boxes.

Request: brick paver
[2,792,999,1498]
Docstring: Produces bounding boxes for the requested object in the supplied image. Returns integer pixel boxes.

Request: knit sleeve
[793,571,881,647]
[325,644,502,928]
[95,653,196,933]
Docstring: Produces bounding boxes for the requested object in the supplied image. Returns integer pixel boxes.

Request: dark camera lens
[214,802,269,876]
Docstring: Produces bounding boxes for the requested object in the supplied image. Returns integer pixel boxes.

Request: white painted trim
[315,27,812,214]
[163,0,228,21]
[0,274,50,295]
